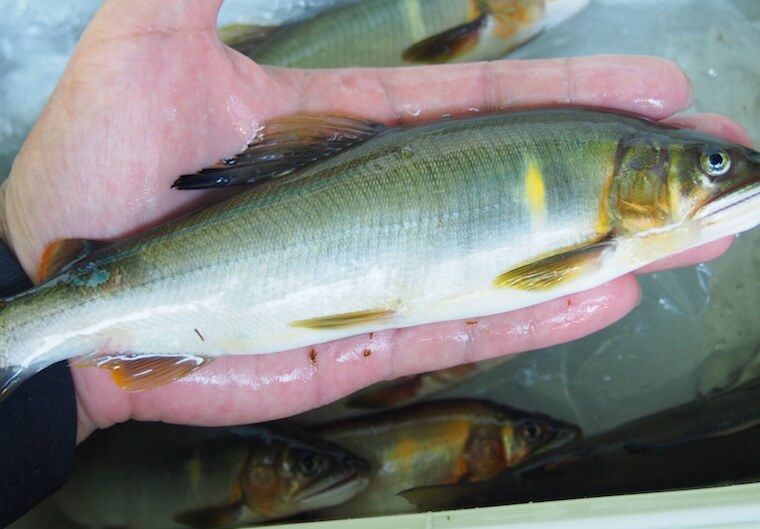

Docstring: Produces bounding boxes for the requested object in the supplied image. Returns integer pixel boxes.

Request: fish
[345,358,511,409]
[52,421,369,529]
[1,108,759,399]
[223,0,589,68]
[401,378,760,510]
[312,398,580,517]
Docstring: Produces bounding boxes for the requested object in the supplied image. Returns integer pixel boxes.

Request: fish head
[240,429,369,519]
[503,413,582,466]
[608,129,760,243]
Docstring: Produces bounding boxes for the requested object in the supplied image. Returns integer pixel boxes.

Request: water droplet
[707,67,718,78]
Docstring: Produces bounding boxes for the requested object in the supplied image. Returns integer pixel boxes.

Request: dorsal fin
[172,115,386,189]
[38,239,107,283]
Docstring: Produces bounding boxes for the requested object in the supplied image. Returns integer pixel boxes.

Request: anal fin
[495,235,614,291]
[74,353,212,391]
[38,239,108,283]
[172,115,385,189]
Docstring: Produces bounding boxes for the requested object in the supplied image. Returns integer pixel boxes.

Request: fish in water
[53,422,369,529]
[1,108,759,399]
[222,0,589,67]
[346,358,512,409]
[312,398,580,517]
[401,378,760,510]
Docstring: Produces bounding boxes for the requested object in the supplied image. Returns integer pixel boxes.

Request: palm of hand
[0,1,747,441]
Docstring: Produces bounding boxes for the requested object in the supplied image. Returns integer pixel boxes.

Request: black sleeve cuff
[0,242,77,527]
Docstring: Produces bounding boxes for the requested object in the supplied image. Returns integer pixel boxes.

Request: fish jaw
[692,172,760,244]
[294,465,370,511]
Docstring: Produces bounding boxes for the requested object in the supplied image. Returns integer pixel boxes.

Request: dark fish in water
[53,422,369,529]
[401,379,760,510]
[313,398,580,517]
[346,358,510,409]
[1,108,759,400]
[223,0,589,68]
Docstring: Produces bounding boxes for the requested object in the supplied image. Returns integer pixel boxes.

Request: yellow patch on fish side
[290,308,396,330]
[524,157,547,227]
[469,0,483,21]
[404,0,426,41]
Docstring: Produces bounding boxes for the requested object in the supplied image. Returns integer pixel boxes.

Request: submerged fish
[401,379,760,510]
[1,108,759,398]
[313,398,579,517]
[54,422,369,529]
[224,0,588,67]
[346,358,511,409]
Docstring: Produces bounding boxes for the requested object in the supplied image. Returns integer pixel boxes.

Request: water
[3,0,760,526]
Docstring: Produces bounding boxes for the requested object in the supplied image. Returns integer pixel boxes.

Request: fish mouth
[692,177,760,240]
[694,182,760,222]
[533,425,583,456]
[295,467,370,510]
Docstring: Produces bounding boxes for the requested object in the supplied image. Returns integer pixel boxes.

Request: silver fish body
[1,109,758,395]
[237,0,553,67]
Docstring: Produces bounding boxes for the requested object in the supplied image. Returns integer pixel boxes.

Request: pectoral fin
[172,115,385,189]
[495,236,614,291]
[402,14,487,64]
[74,353,212,391]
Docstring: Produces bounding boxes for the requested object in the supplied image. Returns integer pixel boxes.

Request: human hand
[0,0,748,443]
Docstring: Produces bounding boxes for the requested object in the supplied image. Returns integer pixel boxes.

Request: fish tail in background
[172,115,386,189]
[219,24,279,56]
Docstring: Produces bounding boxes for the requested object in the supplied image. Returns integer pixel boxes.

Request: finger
[73,275,639,435]
[636,113,754,274]
[260,55,692,124]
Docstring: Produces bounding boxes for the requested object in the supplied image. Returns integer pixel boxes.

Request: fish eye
[700,149,731,178]
[298,453,324,476]
[520,419,543,440]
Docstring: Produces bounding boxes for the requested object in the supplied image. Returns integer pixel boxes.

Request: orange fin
[346,376,424,409]
[494,235,614,291]
[290,308,396,330]
[402,14,487,64]
[74,353,212,391]
[219,23,279,56]
[172,115,385,189]
[38,239,107,283]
